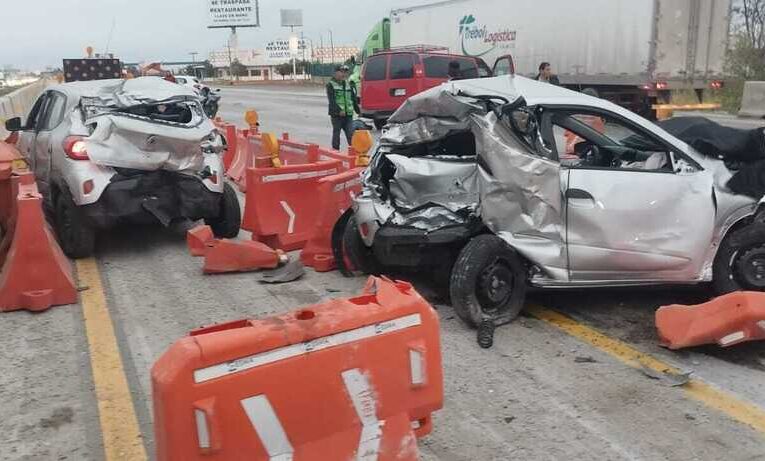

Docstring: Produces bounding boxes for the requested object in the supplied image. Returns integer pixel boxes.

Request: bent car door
[550,108,715,282]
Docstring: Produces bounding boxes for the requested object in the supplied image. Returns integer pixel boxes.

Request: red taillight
[359,222,369,237]
[63,136,89,160]
[83,179,94,195]
[710,80,724,89]
[209,172,219,184]
[656,81,669,90]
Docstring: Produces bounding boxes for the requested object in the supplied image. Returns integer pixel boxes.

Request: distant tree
[275,63,293,79]
[231,59,248,79]
[724,0,765,110]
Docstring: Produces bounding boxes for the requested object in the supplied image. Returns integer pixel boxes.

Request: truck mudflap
[80,170,221,228]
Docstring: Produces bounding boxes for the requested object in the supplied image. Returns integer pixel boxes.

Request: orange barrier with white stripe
[242,159,344,250]
[152,277,443,461]
[301,168,364,271]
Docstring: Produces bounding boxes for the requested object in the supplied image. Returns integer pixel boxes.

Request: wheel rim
[735,246,765,289]
[476,258,514,315]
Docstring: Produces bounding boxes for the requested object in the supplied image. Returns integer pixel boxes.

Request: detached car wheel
[55,187,95,259]
[206,183,241,239]
[713,222,765,294]
[450,234,527,328]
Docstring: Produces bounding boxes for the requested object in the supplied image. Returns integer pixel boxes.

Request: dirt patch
[39,407,74,430]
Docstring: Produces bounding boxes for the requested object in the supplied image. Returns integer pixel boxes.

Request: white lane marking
[280,201,296,234]
[719,331,746,346]
[342,369,382,461]
[194,314,422,383]
[241,395,294,461]
[409,349,424,386]
[194,409,210,449]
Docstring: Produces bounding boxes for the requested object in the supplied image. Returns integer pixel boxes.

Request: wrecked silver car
[340,75,765,328]
[5,77,240,258]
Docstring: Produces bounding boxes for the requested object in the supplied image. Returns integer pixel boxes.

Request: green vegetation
[723,0,765,112]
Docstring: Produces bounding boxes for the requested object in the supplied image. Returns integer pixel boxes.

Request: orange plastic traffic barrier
[152,276,443,461]
[203,239,283,274]
[242,159,343,251]
[0,171,77,312]
[187,225,214,257]
[301,168,363,272]
[225,129,256,189]
[656,291,765,349]
[221,123,238,172]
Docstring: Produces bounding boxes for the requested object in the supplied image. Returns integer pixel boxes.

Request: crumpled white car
[5,77,240,258]
[340,75,765,328]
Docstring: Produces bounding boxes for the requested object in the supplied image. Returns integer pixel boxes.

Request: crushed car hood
[76,77,221,172]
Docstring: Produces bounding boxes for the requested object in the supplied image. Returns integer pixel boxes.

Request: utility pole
[189,52,198,78]
[329,29,335,64]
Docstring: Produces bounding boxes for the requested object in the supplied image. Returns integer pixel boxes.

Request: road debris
[258,259,306,284]
[639,366,692,387]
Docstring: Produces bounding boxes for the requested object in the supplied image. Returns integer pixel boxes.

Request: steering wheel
[574,141,605,166]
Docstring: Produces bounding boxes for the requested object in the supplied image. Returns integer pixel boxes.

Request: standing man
[535,62,560,85]
[326,65,360,150]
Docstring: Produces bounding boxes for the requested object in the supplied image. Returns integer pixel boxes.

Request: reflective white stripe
[342,369,382,461]
[194,409,210,449]
[241,395,294,461]
[333,177,361,193]
[720,331,745,346]
[262,168,338,183]
[280,201,296,234]
[193,313,422,383]
[409,349,424,386]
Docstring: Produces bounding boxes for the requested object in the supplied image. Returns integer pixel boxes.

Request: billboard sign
[265,39,309,61]
[280,9,303,27]
[207,0,260,29]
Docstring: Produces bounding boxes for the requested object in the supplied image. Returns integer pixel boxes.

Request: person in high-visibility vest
[326,65,360,150]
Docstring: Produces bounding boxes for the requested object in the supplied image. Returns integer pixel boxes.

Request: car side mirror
[4,117,22,132]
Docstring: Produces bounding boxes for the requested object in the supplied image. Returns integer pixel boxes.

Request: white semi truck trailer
[359,0,731,116]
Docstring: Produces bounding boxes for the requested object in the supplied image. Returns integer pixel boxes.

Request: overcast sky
[1,0,429,70]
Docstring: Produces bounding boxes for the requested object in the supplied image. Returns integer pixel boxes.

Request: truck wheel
[450,234,527,328]
[55,187,95,259]
[713,222,765,294]
[373,119,387,131]
[206,183,241,238]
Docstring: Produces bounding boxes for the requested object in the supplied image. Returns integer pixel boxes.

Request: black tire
[342,215,380,275]
[373,118,387,131]
[206,183,241,238]
[713,222,765,294]
[449,234,527,328]
[55,187,95,259]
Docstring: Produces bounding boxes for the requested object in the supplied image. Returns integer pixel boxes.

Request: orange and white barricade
[152,277,443,461]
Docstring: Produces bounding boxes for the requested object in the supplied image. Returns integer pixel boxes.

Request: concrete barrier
[738,81,765,118]
[0,79,54,140]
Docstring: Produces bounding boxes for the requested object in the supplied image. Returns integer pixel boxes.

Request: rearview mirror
[4,117,22,132]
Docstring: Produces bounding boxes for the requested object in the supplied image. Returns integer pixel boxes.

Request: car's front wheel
[713,222,765,294]
[450,234,527,328]
[205,183,241,238]
[55,187,95,259]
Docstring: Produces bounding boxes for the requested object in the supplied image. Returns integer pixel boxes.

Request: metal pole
[329,29,335,64]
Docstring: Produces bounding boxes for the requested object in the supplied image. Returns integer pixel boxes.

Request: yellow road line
[76,258,148,461]
[527,305,765,436]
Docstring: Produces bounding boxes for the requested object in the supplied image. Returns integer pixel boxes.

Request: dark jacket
[534,74,561,86]
[326,79,360,117]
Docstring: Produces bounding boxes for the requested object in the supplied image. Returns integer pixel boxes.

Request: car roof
[371,50,479,60]
[48,76,197,101]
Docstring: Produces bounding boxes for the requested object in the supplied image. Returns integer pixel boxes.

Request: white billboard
[280,9,303,27]
[265,39,310,62]
[207,0,260,29]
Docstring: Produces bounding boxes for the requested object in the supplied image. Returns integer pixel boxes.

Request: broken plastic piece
[639,366,692,387]
[187,225,214,257]
[258,259,306,284]
[203,239,281,274]
[656,291,765,349]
